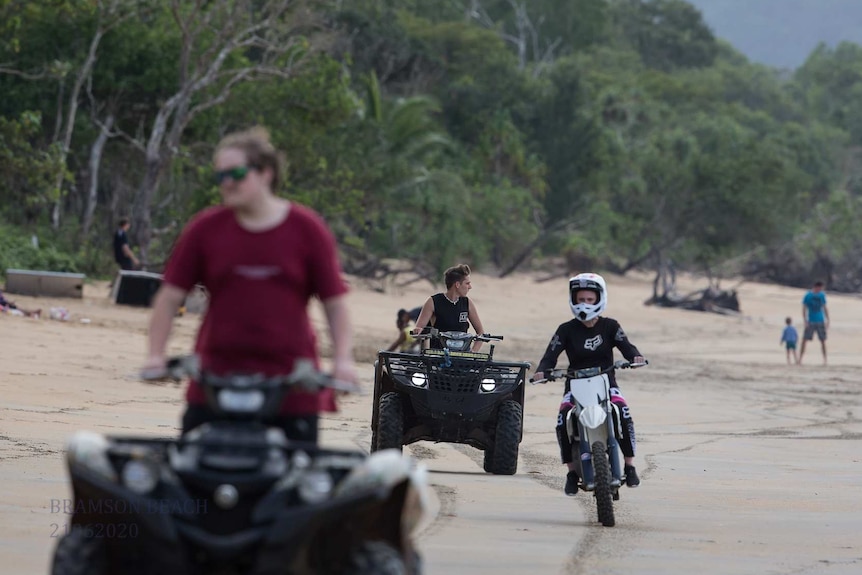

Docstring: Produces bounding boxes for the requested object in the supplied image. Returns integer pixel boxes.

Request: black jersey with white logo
[536,317,641,387]
[431,293,470,332]
[430,293,470,349]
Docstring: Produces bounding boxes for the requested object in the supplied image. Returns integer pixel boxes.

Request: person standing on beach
[113,218,140,271]
[798,281,829,365]
[780,316,798,365]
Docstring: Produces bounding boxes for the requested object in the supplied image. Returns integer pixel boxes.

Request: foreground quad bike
[52,355,432,575]
[533,359,647,527]
[371,329,531,475]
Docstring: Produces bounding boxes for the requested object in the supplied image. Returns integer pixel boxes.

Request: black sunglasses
[214,166,252,185]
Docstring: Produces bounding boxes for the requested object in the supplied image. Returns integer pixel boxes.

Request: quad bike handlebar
[530,359,648,385]
[411,327,504,342]
[140,354,359,394]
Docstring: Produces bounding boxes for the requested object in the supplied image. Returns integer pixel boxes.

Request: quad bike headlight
[121,460,159,494]
[410,372,428,387]
[218,389,265,413]
[480,378,497,392]
[214,484,239,509]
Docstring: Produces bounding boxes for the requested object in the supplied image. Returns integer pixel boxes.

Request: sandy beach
[1,269,860,575]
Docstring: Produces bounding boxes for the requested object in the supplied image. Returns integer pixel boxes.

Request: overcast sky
[685,0,862,69]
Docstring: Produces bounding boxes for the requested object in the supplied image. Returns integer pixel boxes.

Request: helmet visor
[570,279,602,306]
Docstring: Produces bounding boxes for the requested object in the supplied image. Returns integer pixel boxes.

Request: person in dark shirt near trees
[141,126,356,442]
[412,263,486,352]
[113,218,139,271]
[532,273,647,496]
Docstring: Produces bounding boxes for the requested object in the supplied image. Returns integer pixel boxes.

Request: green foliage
[0,0,859,287]
[798,188,862,263]
[609,0,719,71]
[793,42,862,146]
[0,224,84,276]
[0,112,67,223]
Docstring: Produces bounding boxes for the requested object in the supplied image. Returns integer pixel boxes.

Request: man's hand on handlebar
[139,355,175,384]
[139,354,195,385]
[140,355,364,395]
[332,359,362,395]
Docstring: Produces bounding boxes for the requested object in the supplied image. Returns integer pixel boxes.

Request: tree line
[1,0,861,291]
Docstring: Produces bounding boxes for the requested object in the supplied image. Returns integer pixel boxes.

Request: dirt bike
[532,359,647,527]
[372,328,531,475]
[51,355,433,574]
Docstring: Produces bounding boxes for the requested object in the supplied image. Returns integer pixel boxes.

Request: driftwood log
[644,263,742,315]
[644,287,741,315]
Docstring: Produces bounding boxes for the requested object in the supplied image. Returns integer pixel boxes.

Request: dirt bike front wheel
[591,441,615,527]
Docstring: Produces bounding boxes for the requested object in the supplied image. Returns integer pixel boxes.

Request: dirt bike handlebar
[529,359,648,385]
[139,355,359,393]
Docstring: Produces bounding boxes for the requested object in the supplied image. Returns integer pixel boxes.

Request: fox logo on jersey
[584,334,603,350]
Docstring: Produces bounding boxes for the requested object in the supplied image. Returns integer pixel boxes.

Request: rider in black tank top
[430,293,470,349]
[413,263,486,352]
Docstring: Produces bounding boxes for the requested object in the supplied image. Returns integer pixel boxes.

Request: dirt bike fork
[577,435,595,485]
[575,422,622,485]
[607,432,622,483]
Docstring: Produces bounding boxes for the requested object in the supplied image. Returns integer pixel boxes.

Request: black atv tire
[592,441,615,527]
[487,400,522,475]
[376,392,404,452]
[482,448,492,472]
[51,528,107,575]
[345,541,408,575]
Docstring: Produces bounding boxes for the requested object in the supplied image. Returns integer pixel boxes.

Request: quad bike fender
[371,358,395,433]
[67,431,116,481]
[372,359,381,432]
[66,431,178,539]
[334,450,436,536]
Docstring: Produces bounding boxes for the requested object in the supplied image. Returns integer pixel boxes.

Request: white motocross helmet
[569,273,607,322]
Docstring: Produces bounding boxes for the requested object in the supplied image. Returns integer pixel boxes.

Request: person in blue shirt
[780,316,798,365]
[798,281,829,365]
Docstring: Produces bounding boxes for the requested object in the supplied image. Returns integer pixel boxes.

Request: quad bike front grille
[383,354,527,395]
[428,364,482,393]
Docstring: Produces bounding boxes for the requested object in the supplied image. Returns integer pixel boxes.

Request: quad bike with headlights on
[371,329,531,475]
[51,355,433,575]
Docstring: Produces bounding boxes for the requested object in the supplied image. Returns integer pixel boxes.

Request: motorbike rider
[532,273,645,495]
[142,126,356,442]
[412,263,486,352]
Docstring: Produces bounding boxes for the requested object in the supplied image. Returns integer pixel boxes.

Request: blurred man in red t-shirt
[142,126,355,442]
